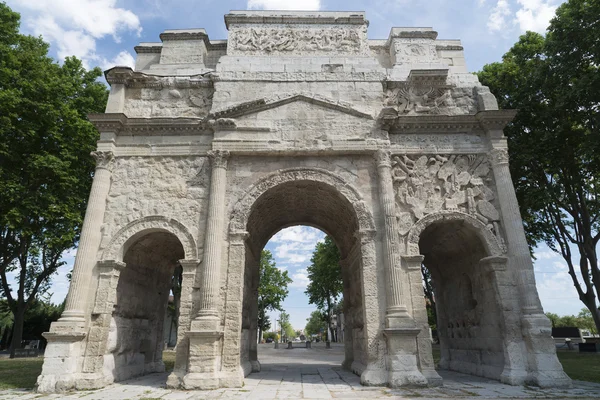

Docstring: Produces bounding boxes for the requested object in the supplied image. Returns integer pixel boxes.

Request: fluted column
[375,150,410,326]
[195,150,230,327]
[488,147,542,314]
[59,151,115,327]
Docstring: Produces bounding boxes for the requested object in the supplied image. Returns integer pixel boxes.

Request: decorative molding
[476,110,518,130]
[134,45,162,54]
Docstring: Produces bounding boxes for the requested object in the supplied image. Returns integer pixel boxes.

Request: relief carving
[385,86,477,116]
[230,27,364,54]
[392,154,504,245]
[92,151,115,171]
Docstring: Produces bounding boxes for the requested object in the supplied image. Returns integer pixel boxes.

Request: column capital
[402,255,424,270]
[488,148,510,166]
[375,149,392,169]
[479,256,508,272]
[229,230,249,244]
[91,151,115,171]
[354,229,376,243]
[179,259,199,274]
[207,150,230,169]
[96,260,125,276]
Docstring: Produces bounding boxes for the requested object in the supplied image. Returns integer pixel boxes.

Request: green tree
[278,311,294,342]
[478,0,600,334]
[305,236,343,342]
[257,250,292,341]
[0,3,108,357]
[305,310,327,340]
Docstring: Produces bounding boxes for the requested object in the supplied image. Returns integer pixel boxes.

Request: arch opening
[418,219,506,380]
[239,178,368,376]
[104,231,185,382]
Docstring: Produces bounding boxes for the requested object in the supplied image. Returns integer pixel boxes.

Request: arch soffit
[229,168,376,234]
[101,216,198,262]
[406,211,505,257]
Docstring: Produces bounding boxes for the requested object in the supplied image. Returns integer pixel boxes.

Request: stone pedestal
[183,331,225,389]
[36,332,86,392]
[383,329,428,387]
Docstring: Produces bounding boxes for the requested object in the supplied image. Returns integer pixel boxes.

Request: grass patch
[0,357,43,390]
[556,350,600,383]
[162,351,176,373]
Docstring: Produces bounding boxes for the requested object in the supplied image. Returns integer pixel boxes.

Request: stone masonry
[37,11,571,393]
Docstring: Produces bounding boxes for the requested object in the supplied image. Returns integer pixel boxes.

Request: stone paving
[2,344,599,399]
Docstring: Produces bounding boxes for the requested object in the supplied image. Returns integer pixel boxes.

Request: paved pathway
[2,344,600,399]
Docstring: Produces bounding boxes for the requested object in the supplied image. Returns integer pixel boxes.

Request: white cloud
[290,268,310,289]
[534,250,559,260]
[514,0,557,33]
[100,50,136,70]
[487,0,512,32]
[247,0,321,11]
[10,0,141,68]
[270,226,323,244]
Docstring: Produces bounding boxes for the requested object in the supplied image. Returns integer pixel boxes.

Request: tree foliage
[546,309,598,334]
[305,236,342,341]
[478,0,600,334]
[0,2,108,357]
[305,310,327,339]
[257,250,292,340]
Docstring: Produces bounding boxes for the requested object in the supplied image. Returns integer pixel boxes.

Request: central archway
[228,168,381,382]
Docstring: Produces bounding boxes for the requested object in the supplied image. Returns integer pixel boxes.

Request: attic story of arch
[36,10,571,394]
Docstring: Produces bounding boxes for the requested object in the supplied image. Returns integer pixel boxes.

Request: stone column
[193,150,230,330]
[375,150,411,326]
[488,148,542,314]
[58,151,115,328]
[487,145,571,387]
[404,255,442,386]
[167,259,199,389]
[354,229,386,386]
[184,150,232,390]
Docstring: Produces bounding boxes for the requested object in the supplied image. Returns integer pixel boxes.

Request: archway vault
[230,167,378,380]
[229,167,376,256]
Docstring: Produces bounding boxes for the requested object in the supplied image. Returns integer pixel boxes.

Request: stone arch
[101,215,197,262]
[229,167,376,235]
[406,211,505,257]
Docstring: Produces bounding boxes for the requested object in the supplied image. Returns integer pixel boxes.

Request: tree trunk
[9,307,25,359]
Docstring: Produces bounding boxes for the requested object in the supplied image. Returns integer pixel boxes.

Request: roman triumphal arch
[37,10,571,393]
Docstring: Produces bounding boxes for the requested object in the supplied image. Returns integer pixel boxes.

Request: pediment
[211,93,373,120]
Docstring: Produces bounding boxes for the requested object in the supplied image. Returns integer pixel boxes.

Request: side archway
[406,211,505,257]
[101,215,197,262]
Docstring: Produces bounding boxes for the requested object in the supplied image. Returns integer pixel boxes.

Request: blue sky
[3,0,587,330]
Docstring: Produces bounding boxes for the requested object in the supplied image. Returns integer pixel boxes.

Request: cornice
[134,45,162,54]
[476,110,518,130]
[88,113,211,135]
[224,12,367,29]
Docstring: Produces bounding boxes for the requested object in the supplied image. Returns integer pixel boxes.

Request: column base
[250,359,261,372]
[37,331,87,393]
[182,370,244,390]
[520,314,572,388]
[360,364,388,386]
[499,368,527,386]
[421,368,443,387]
[384,328,428,388]
[37,372,110,393]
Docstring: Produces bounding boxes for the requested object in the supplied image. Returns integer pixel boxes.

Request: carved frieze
[228,27,366,54]
[384,86,476,116]
[392,154,504,245]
